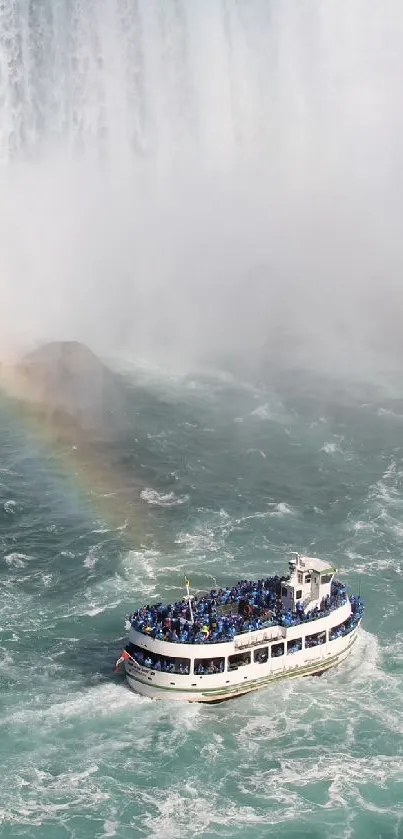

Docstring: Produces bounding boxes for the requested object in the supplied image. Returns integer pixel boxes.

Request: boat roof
[297,556,336,574]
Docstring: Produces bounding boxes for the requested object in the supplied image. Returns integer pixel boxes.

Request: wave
[140,489,189,507]
[4,552,32,568]
[268,502,295,516]
[250,403,272,419]
[246,448,267,459]
[120,548,161,599]
[3,499,21,514]
[91,525,112,534]
[377,407,403,419]
[249,397,287,422]
[321,441,343,454]
[83,550,99,569]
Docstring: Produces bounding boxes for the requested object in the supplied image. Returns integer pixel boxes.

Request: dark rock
[4,341,132,442]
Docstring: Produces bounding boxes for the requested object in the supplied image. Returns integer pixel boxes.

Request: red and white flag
[114,649,133,672]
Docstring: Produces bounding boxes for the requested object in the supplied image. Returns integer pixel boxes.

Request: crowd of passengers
[127,645,191,674]
[129,576,350,644]
[330,595,364,640]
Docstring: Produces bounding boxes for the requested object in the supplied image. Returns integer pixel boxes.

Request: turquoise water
[1,364,403,838]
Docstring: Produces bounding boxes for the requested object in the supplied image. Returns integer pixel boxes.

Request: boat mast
[184,575,194,624]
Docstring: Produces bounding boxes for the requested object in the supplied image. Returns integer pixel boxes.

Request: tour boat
[114,553,364,702]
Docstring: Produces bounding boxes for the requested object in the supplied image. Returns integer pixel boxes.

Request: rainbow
[0,358,148,545]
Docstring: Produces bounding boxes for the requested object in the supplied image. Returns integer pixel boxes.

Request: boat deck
[129,575,350,645]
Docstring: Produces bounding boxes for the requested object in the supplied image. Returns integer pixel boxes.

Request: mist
[1,0,403,376]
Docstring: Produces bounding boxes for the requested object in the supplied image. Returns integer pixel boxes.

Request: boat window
[297,571,303,584]
[281,586,287,597]
[329,622,344,640]
[305,631,326,648]
[228,652,251,670]
[128,644,190,674]
[296,589,302,599]
[304,574,311,583]
[271,642,284,657]
[321,573,333,584]
[194,657,225,675]
[253,646,268,663]
[287,638,302,654]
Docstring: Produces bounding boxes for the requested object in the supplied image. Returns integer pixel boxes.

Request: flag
[114,649,133,672]
[185,575,190,588]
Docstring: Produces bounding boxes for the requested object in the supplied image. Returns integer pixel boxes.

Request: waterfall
[0,1,356,168]
[0,1,402,369]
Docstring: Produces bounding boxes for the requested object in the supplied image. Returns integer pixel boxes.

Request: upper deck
[128,554,351,646]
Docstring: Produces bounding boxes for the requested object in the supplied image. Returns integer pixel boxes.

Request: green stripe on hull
[126,633,358,699]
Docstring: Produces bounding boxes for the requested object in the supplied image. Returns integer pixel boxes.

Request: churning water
[1,364,403,838]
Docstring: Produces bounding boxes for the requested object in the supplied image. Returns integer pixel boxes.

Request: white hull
[124,622,360,703]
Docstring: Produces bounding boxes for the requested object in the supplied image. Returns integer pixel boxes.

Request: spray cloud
[0,1,403,373]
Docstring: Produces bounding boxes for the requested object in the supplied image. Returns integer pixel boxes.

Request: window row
[127,622,352,676]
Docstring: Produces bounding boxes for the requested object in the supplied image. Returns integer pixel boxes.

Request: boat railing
[234,630,284,649]
[129,589,349,645]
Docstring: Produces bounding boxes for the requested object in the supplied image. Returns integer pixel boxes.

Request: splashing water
[1,360,403,838]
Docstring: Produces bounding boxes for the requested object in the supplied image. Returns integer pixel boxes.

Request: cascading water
[0,0,261,163]
[0,1,403,366]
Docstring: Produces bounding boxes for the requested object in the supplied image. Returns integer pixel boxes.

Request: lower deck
[125,624,358,702]
[126,613,355,678]
[125,626,359,702]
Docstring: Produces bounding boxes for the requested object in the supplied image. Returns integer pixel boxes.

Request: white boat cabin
[281,553,335,612]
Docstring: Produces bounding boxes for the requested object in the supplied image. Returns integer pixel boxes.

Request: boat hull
[124,624,360,703]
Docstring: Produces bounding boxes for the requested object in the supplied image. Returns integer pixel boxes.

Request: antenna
[184,574,194,624]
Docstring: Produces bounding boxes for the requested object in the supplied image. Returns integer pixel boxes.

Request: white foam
[250,403,272,418]
[122,548,160,582]
[103,820,118,836]
[241,753,403,812]
[84,549,99,569]
[246,448,267,458]
[82,603,119,617]
[268,502,295,516]
[200,733,225,763]
[0,762,110,827]
[1,682,149,731]
[321,441,339,454]
[5,552,32,568]
[140,488,189,507]
[176,531,216,555]
[0,649,14,670]
[351,520,375,532]
[342,556,400,576]
[3,499,18,513]
[141,787,267,839]
[234,511,271,525]
[378,407,403,418]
